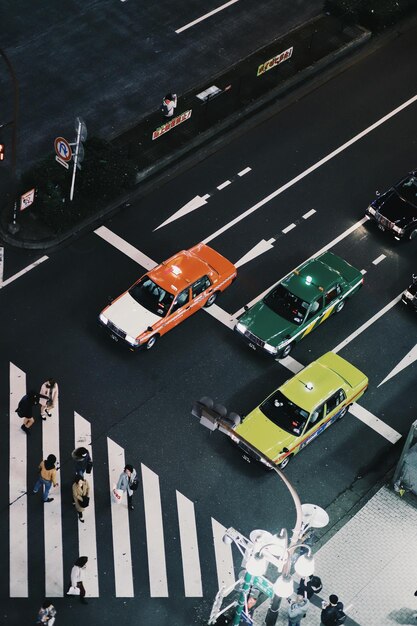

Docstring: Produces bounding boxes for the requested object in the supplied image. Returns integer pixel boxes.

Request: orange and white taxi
[99,243,237,350]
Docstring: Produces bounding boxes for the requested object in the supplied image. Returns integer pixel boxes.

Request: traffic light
[191,397,241,431]
[0,144,4,161]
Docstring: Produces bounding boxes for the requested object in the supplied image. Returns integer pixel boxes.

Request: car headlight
[264,342,278,355]
[403,290,413,300]
[367,206,376,216]
[393,225,404,235]
[125,334,139,346]
[99,313,108,325]
[236,322,247,334]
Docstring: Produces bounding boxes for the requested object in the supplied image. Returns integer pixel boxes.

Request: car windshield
[129,277,174,317]
[260,391,309,436]
[395,175,417,208]
[263,284,309,325]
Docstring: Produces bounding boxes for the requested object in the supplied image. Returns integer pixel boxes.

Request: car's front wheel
[277,454,292,470]
[204,292,218,307]
[145,334,159,350]
[279,343,293,359]
[409,228,417,240]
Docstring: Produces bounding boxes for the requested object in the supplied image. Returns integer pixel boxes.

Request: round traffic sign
[54,137,72,162]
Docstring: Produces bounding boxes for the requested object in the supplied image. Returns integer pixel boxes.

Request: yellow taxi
[232,352,368,469]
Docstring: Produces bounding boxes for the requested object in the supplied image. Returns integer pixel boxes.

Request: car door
[322,283,344,318]
[298,404,326,451]
[164,287,192,331]
[324,388,347,422]
[191,275,212,309]
[300,295,325,338]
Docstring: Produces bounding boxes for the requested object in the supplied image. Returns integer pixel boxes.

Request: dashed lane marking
[175,0,239,33]
[217,180,232,190]
[282,223,296,234]
[202,94,417,245]
[238,167,251,177]
[372,254,386,265]
[302,209,316,219]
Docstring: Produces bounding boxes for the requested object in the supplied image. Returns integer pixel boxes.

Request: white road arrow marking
[378,344,417,387]
[234,238,275,268]
[153,195,209,231]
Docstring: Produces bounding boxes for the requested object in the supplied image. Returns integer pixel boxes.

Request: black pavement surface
[0,12,371,248]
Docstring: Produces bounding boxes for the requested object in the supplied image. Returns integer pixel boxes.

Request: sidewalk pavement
[253,485,417,626]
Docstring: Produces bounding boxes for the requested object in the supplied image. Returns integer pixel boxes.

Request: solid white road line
[378,344,417,388]
[202,94,417,245]
[238,167,251,177]
[205,303,235,329]
[282,223,296,234]
[212,519,235,590]
[332,293,402,354]
[302,209,316,219]
[75,412,99,597]
[107,437,134,596]
[176,490,203,597]
[141,464,169,597]
[361,269,367,275]
[217,180,232,190]
[95,226,156,270]
[372,254,386,265]
[9,362,28,597]
[279,356,304,374]
[154,195,209,231]
[175,0,239,33]
[349,404,401,444]
[232,217,367,319]
[42,396,63,597]
[0,256,49,290]
[0,246,3,284]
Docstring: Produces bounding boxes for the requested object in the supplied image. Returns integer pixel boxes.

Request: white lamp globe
[273,574,294,598]
[245,554,267,577]
[294,553,315,577]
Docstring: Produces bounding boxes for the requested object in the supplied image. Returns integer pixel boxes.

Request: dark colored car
[402,274,417,311]
[365,171,417,241]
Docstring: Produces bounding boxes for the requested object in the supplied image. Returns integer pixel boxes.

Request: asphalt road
[1,19,417,626]
[0,0,321,169]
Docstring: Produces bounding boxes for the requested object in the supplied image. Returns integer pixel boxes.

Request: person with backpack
[72,474,90,523]
[161,93,177,118]
[33,455,59,503]
[116,464,138,511]
[297,574,323,599]
[321,594,346,625]
[36,600,57,624]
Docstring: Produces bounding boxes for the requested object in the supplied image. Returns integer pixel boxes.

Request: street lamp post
[192,398,328,626]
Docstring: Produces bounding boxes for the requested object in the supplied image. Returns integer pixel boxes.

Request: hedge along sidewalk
[0,13,370,250]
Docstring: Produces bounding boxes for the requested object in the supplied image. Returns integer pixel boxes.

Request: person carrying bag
[72,475,90,523]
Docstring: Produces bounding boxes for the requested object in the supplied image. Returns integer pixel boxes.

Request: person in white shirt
[39,378,59,421]
[69,556,89,604]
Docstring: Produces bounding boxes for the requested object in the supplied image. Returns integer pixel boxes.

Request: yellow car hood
[235,407,295,460]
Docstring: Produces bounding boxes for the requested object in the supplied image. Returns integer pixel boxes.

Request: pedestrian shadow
[388,607,417,624]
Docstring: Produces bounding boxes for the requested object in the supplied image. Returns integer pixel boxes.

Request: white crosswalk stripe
[7,363,239,599]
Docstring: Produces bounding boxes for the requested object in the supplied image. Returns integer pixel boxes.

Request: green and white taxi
[235,252,363,358]
[232,352,368,469]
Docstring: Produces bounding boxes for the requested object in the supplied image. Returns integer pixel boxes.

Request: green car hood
[235,407,294,459]
[240,300,296,345]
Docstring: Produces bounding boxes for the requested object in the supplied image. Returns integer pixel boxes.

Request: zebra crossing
[7,362,238,599]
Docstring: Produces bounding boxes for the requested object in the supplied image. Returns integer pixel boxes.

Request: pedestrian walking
[67,556,89,604]
[297,574,322,599]
[116,464,138,511]
[161,93,177,118]
[71,447,92,477]
[287,595,309,626]
[16,390,47,434]
[39,378,59,420]
[321,594,346,625]
[36,600,57,625]
[72,474,90,523]
[33,455,59,503]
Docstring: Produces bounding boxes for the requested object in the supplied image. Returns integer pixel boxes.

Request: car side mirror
[244,305,249,311]
[413,274,417,282]
[147,326,153,332]
[375,190,380,196]
[107,296,114,303]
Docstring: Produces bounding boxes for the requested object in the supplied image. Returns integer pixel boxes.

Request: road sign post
[69,117,87,201]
